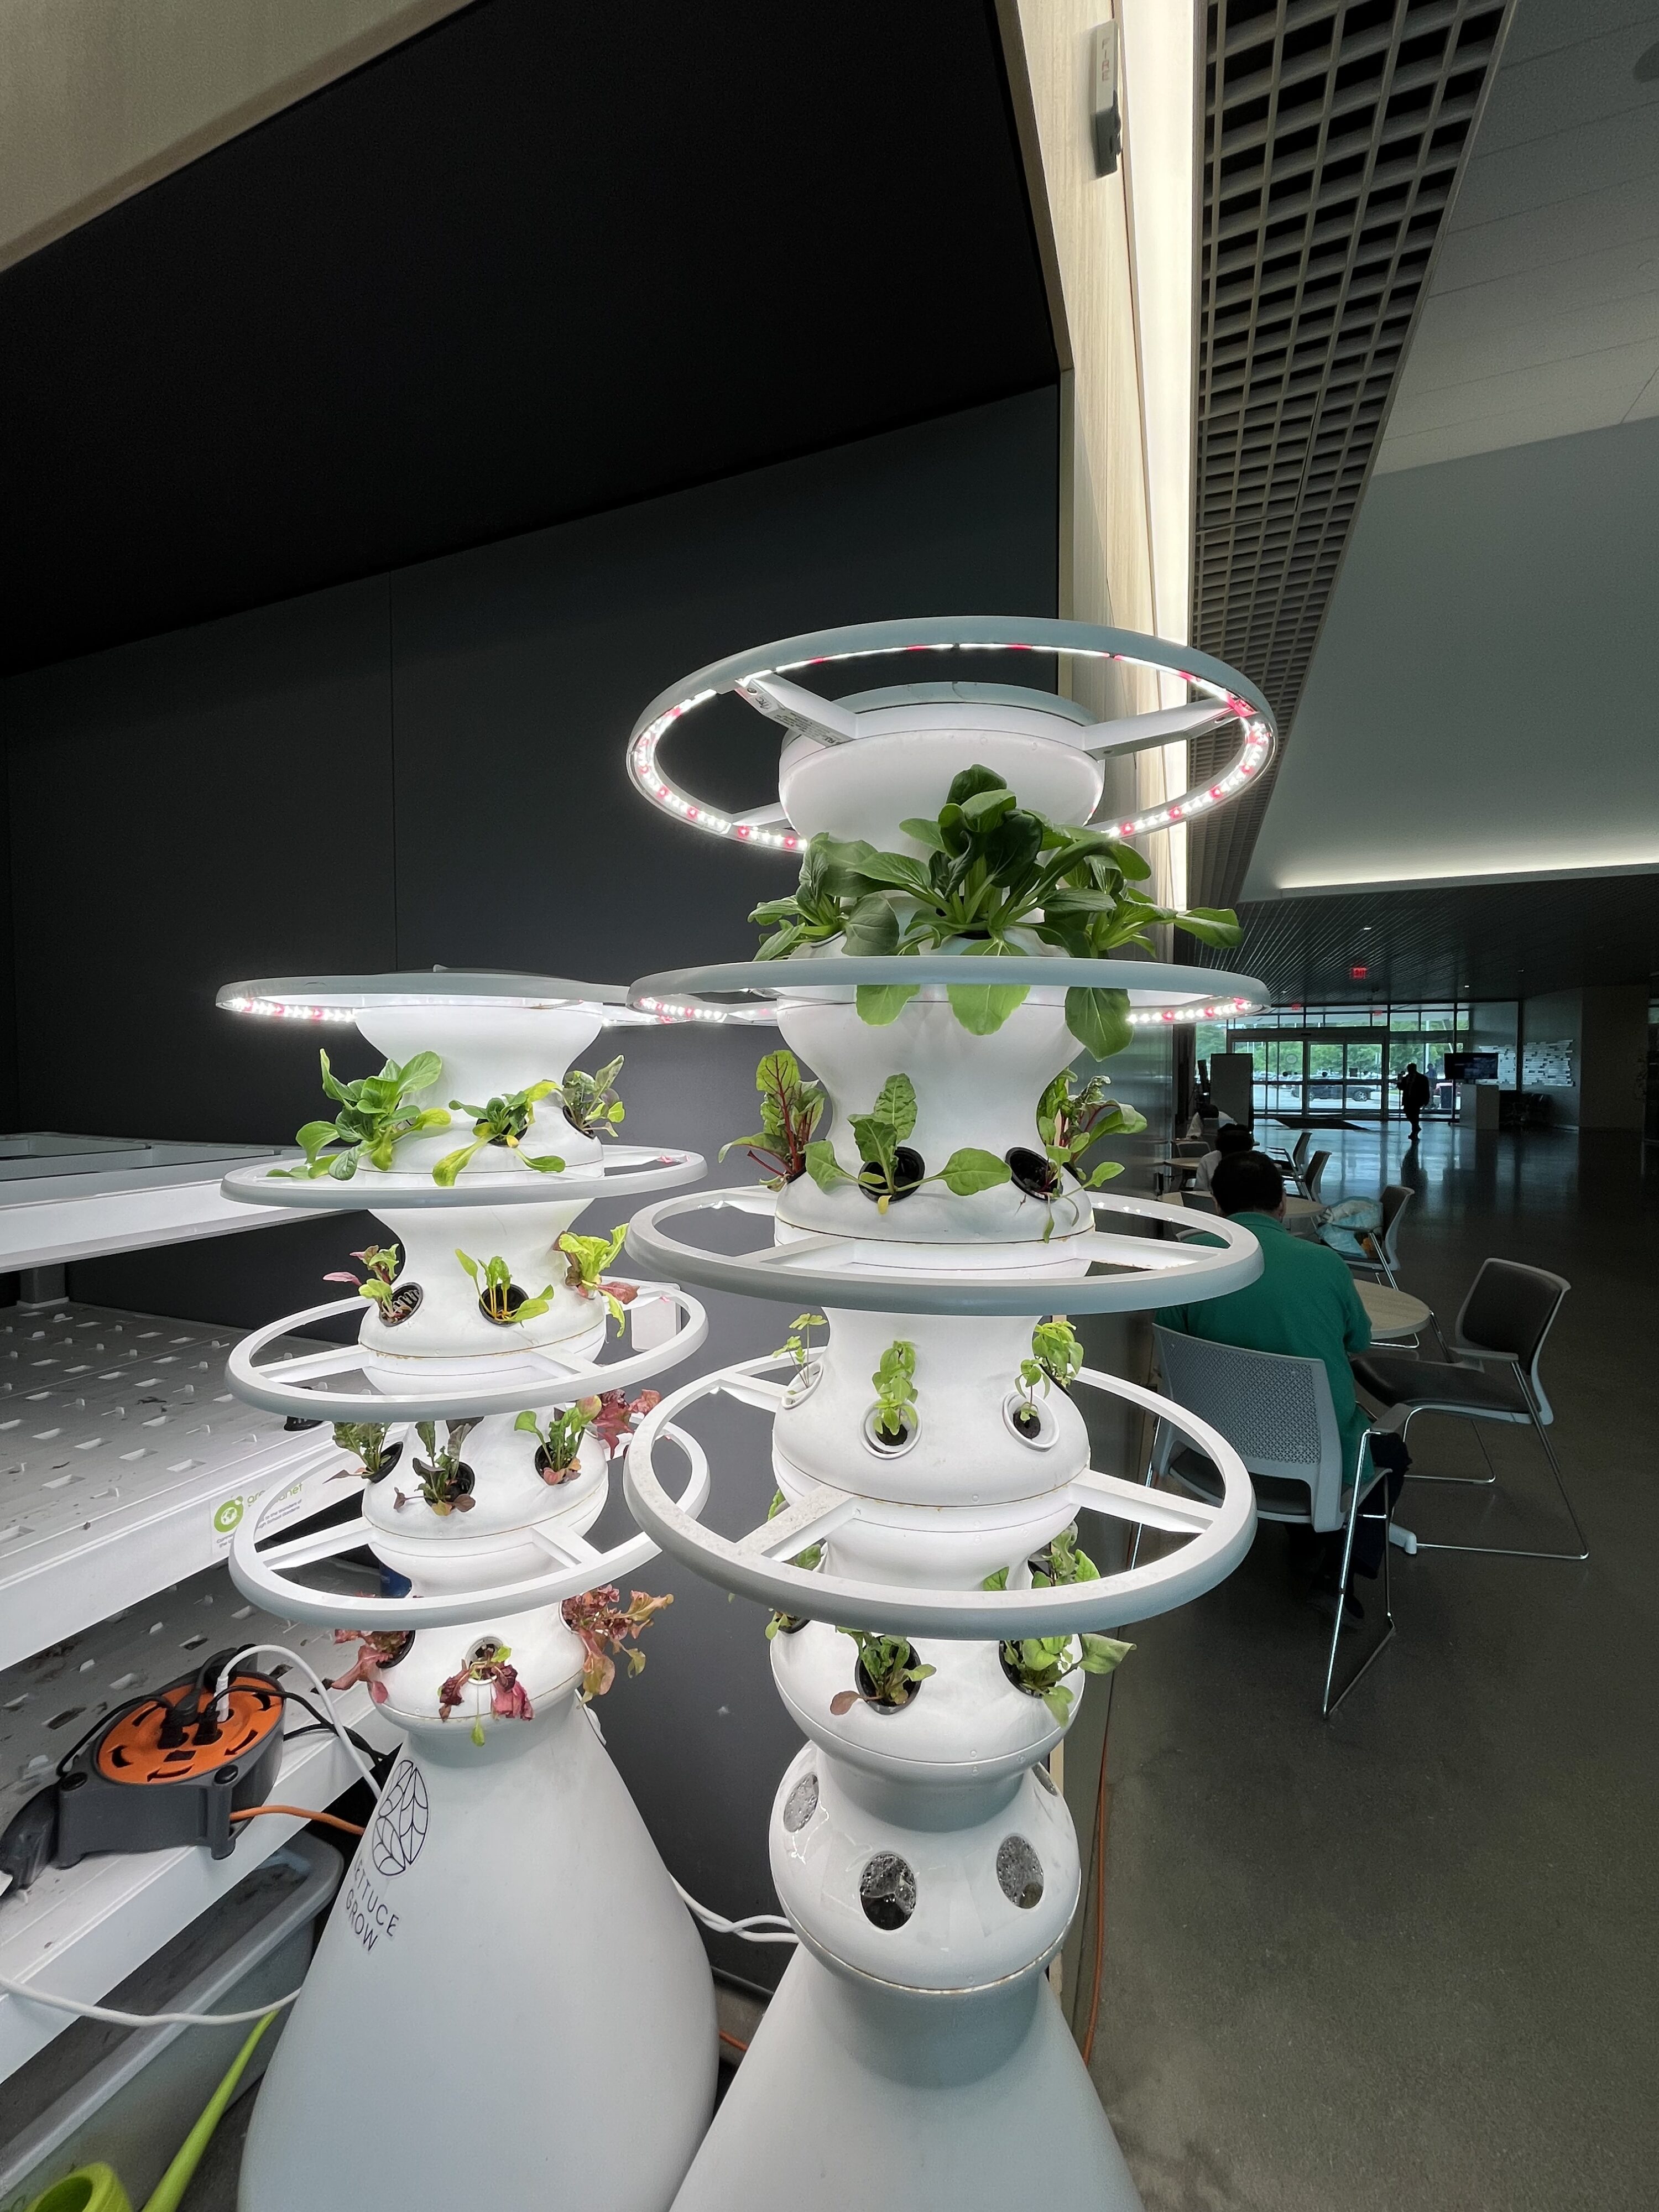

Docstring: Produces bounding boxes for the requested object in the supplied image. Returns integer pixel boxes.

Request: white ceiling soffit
[1376,1,1659,474]
[1185,0,1512,911]
[0,0,473,275]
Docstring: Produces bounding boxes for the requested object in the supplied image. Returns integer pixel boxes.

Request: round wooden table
[1357,1281,1432,1340]
[1282,1194,1325,1237]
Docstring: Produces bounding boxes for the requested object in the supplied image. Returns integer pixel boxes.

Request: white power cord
[0,1645,382,2030]
[0,1975,299,2030]
[213,1642,385,1798]
[672,1881,797,1946]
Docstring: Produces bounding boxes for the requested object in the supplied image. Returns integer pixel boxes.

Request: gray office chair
[1267,1129,1311,1180]
[1301,1149,1332,1202]
[1149,1328,1395,1718]
[1173,1139,1210,1159]
[1350,1258,1587,1563]
[1345,1183,1413,1288]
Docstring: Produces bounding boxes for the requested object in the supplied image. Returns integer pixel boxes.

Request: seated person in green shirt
[1156,1149,1408,1619]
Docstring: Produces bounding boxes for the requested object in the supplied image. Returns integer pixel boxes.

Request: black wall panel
[0,390,1060,1972]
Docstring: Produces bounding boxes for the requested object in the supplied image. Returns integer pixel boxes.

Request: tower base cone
[238,1695,715,2212]
[672,1947,1143,2212]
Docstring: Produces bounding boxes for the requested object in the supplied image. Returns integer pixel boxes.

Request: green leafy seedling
[869,1338,919,1444]
[323,1243,402,1312]
[558,1056,627,1139]
[514,1402,596,1481]
[271,1050,450,1181]
[830,1629,935,1714]
[748,762,1241,1058]
[432,1082,565,1186]
[455,1249,556,1326]
[804,1071,1010,1212]
[557,1225,633,1327]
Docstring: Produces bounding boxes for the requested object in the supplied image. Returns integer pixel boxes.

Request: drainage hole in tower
[996,1834,1044,1910]
[782,1772,819,1832]
[859,1853,917,1931]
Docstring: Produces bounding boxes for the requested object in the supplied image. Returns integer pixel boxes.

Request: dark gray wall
[0,388,1061,1981]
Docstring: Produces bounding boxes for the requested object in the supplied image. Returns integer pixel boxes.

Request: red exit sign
[1348,963,1368,979]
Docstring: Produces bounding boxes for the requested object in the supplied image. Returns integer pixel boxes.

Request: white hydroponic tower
[215,975,717,2212]
[618,619,1275,2208]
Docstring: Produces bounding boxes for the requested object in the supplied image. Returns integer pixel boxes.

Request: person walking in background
[1396,1061,1431,1142]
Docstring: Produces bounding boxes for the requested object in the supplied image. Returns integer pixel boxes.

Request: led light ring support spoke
[624,616,1276,851]
[225,1288,707,1421]
[220,1145,706,1211]
[228,1421,710,1630]
[628,954,1266,1029]
[624,1360,1254,1635]
[624,1184,1258,1316]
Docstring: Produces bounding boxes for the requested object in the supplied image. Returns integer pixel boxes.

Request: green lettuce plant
[749,764,1240,1058]
[557,1225,633,1327]
[557,1056,626,1139]
[271,1050,449,1181]
[830,1630,934,1714]
[1025,1317,1085,1396]
[803,1073,1009,1212]
[455,1249,556,1325]
[869,1338,919,1444]
[720,1050,826,1187]
[432,1083,565,1186]
[983,1519,1133,1720]
[514,1402,596,1482]
[332,1421,398,1481]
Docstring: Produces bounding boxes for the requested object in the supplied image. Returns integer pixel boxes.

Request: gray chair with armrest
[1350,1258,1587,1563]
[1149,1327,1396,1717]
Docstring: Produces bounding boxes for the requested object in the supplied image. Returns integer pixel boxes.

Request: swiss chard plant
[719,1050,826,1187]
[763,1485,823,1640]
[830,1629,935,1714]
[432,1083,566,1186]
[557,1226,634,1327]
[323,1244,403,1313]
[397,1418,481,1515]
[438,1641,533,1745]
[271,1050,450,1181]
[1036,1071,1147,1188]
[869,1338,919,1446]
[331,1419,399,1481]
[804,1072,1009,1212]
[750,765,1240,1057]
[557,1056,626,1139]
[456,1249,557,1326]
[561,1585,673,1702]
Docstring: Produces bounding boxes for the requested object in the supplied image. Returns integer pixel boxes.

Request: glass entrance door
[1240,1032,1389,1121]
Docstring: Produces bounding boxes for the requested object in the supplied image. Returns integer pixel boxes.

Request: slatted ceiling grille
[1181,873,1659,1004]
[1188,0,1512,911]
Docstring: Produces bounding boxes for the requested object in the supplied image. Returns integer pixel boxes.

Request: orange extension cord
[230,1804,367,1838]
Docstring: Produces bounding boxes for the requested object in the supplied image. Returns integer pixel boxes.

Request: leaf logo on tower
[371,1757,430,1876]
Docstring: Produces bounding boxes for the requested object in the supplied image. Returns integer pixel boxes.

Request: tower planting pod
[618,622,1274,2209]
[215,973,716,2212]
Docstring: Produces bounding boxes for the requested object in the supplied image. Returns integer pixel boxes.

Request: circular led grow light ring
[623,1355,1255,1637]
[625,954,1266,1029]
[217,972,656,1026]
[624,616,1275,852]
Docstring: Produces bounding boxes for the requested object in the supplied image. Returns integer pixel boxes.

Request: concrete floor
[1088,1121,1659,2212]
